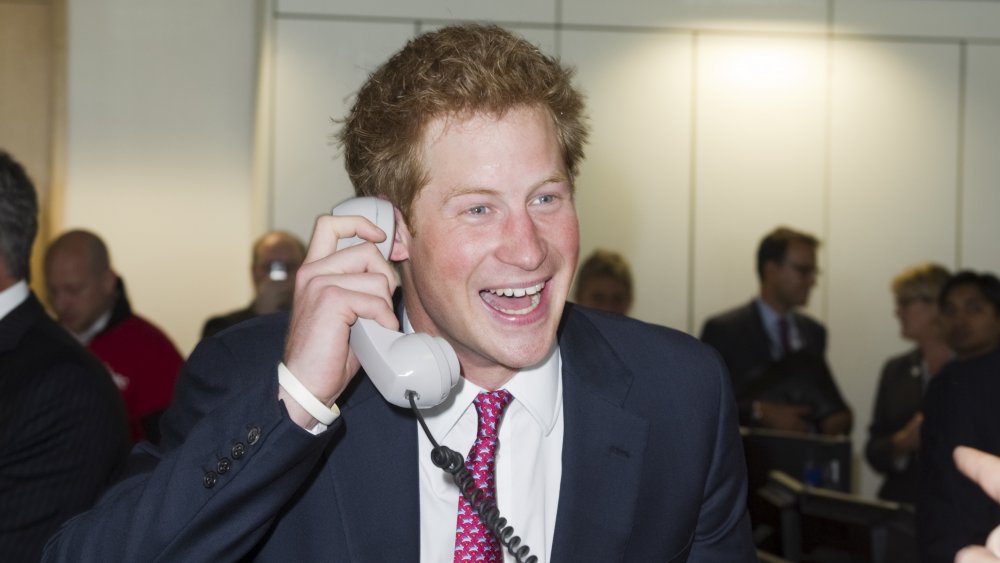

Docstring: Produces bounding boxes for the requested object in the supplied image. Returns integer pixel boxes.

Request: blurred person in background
[919,270,1000,563]
[201,230,306,338]
[700,226,851,435]
[572,248,633,316]
[0,151,128,561]
[44,229,183,443]
[865,262,952,505]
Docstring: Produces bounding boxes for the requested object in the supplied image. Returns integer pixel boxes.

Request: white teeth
[495,292,542,315]
[488,281,544,297]
[483,281,545,315]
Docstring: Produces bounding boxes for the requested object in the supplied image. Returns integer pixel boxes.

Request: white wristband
[277,363,340,426]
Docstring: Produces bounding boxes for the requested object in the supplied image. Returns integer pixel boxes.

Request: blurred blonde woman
[865,262,952,505]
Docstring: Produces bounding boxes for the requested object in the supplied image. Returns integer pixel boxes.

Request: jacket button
[247,427,261,445]
[231,442,246,459]
[217,458,231,474]
[203,471,218,489]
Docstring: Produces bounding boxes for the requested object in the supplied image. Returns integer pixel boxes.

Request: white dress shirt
[0,280,29,322]
[74,308,112,345]
[413,322,564,563]
[290,308,565,561]
[755,298,802,359]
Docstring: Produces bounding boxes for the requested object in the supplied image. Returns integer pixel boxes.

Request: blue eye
[467,205,488,216]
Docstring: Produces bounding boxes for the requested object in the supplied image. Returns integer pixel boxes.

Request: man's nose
[496,211,546,270]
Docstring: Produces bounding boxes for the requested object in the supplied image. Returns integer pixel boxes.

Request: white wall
[62,0,1000,500]
[64,0,258,355]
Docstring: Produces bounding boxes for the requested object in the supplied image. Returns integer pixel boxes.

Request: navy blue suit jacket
[45,304,754,562]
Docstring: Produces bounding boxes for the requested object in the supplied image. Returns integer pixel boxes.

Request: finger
[296,273,399,330]
[303,214,388,265]
[955,545,1000,563]
[986,521,1000,556]
[299,240,396,281]
[296,244,398,304]
[955,447,1000,504]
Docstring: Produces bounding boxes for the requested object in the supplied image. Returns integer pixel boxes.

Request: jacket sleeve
[42,335,338,562]
[865,358,903,475]
[687,350,756,562]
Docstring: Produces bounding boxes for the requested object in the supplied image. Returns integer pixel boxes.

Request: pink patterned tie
[454,389,513,563]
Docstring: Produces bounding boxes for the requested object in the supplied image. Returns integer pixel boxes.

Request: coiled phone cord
[408,392,538,563]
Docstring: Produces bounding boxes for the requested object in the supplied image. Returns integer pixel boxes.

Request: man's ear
[100,268,117,295]
[389,207,410,262]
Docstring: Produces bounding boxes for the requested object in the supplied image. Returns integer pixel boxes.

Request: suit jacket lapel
[326,376,421,562]
[551,310,649,563]
[745,300,775,363]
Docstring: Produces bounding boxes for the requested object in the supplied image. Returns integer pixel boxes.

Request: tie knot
[473,390,512,437]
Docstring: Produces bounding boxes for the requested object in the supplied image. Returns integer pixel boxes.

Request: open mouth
[480,281,545,315]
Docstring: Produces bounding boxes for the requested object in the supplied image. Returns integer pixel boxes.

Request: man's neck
[758,292,793,316]
[955,341,1000,362]
[74,307,114,345]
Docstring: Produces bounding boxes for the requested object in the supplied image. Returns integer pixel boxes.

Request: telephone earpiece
[331,197,461,408]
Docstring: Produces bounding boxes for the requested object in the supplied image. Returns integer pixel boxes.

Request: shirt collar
[0,280,30,322]
[74,308,112,345]
[402,306,562,439]
[755,297,786,326]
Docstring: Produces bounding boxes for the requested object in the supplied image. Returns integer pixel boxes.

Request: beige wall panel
[64,0,258,355]
[692,34,828,334]
[272,19,415,241]
[834,0,1000,41]
[962,45,1000,275]
[0,3,51,185]
[827,39,960,497]
[416,22,556,55]
[0,2,53,291]
[276,0,556,24]
[563,0,826,33]
[561,30,693,330]
[272,20,556,243]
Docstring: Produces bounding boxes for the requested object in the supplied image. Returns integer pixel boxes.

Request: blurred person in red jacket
[44,229,183,443]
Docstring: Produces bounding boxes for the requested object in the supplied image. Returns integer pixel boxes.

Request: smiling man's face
[393,105,579,389]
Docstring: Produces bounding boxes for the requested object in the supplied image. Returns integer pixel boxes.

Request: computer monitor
[758,471,917,563]
[741,426,852,493]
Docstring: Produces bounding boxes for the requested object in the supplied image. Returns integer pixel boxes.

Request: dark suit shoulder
[201,306,258,339]
[935,348,1000,384]
[564,306,730,400]
[881,349,920,378]
[793,311,827,347]
[700,301,757,335]
[2,301,110,385]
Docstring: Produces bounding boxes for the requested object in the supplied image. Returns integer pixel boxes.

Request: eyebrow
[444,174,571,202]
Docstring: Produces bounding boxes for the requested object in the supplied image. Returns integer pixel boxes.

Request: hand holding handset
[331,197,460,408]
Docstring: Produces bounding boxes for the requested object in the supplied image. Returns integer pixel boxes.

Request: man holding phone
[45,24,754,562]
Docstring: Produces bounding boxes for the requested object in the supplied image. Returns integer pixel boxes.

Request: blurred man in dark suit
[919,270,1000,563]
[0,150,128,561]
[700,226,851,435]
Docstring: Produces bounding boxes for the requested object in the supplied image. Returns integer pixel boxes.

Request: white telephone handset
[331,197,461,408]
